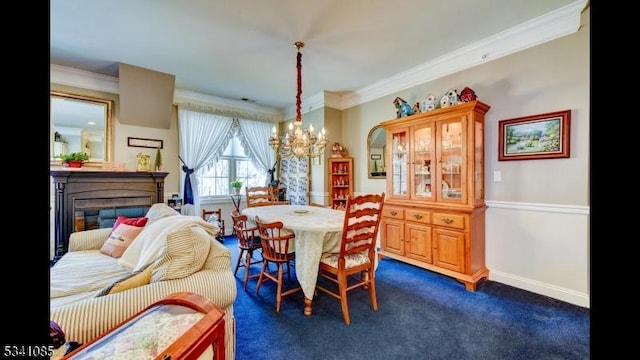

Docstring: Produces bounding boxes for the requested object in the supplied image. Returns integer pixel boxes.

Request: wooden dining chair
[245,186,276,207]
[254,215,301,312]
[230,211,263,290]
[315,192,385,325]
[202,208,225,243]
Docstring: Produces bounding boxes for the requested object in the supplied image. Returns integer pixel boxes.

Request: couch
[50,204,238,360]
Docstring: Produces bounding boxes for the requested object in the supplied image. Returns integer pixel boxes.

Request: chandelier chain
[268,41,328,159]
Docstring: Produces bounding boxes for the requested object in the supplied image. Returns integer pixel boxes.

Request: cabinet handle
[442,218,453,224]
[413,214,423,220]
[390,211,397,216]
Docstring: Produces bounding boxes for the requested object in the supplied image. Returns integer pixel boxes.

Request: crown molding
[340,0,587,109]
[50,64,119,93]
[174,89,283,121]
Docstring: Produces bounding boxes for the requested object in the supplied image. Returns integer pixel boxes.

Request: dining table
[241,204,345,316]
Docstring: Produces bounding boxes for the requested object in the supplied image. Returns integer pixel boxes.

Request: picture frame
[498,110,570,161]
[127,137,163,149]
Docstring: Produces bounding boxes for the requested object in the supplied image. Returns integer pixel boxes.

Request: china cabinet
[328,157,353,209]
[379,101,490,290]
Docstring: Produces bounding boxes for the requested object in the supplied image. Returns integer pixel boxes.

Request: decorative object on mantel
[102,162,126,171]
[393,97,414,118]
[136,153,151,172]
[459,87,477,103]
[154,147,163,171]
[331,142,345,158]
[269,41,329,159]
[230,179,243,195]
[60,152,89,168]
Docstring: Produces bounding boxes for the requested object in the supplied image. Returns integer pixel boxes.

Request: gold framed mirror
[367,125,386,179]
[50,91,114,166]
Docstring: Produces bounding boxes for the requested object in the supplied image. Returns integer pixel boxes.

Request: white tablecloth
[242,205,345,299]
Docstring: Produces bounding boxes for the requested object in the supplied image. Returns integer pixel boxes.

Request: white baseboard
[489,269,589,308]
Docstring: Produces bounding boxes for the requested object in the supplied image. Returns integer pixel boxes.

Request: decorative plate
[293,209,309,214]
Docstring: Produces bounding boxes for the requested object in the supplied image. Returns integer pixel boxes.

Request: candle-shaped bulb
[309,124,314,133]
[321,128,326,135]
[272,126,277,135]
[289,122,294,130]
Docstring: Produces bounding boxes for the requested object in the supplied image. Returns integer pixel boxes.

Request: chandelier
[269,41,328,159]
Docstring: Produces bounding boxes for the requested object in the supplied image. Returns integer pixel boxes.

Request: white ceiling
[50,0,586,116]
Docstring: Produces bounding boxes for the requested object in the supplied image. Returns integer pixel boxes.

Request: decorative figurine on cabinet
[331,142,344,157]
[393,97,415,118]
[459,87,477,102]
[420,94,437,112]
[412,102,421,114]
[440,89,459,108]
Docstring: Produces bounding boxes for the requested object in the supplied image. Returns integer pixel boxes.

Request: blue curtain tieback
[182,165,195,204]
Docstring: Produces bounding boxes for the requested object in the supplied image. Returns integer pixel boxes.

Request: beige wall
[50,8,590,307]
[340,9,590,306]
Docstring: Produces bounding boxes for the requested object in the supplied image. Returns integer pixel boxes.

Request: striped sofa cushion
[151,227,211,282]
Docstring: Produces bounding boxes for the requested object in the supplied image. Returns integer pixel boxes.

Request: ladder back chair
[230,210,263,290]
[254,215,301,312]
[245,186,276,207]
[202,208,225,243]
[316,192,385,325]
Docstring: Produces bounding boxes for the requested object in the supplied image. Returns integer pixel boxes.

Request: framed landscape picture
[498,110,570,161]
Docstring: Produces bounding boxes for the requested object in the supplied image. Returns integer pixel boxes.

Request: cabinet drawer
[383,207,405,220]
[432,213,465,229]
[405,209,431,225]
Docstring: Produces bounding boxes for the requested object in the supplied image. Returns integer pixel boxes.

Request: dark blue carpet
[222,236,590,360]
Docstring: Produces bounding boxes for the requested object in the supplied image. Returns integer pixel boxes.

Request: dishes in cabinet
[441,180,449,196]
[447,189,462,198]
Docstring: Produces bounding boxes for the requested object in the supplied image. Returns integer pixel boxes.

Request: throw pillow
[95,265,152,296]
[150,226,211,282]
[111,215,148,234]
[100,224,144,258]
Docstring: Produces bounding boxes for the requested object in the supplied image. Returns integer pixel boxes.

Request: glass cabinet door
[439,119,463,202]
[474,120,484,203]
[411,124,434,200]
[390,129,408,198]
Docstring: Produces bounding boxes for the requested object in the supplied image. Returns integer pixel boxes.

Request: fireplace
[50,170,169,262]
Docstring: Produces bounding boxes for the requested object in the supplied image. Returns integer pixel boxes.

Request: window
[197,134,267,198]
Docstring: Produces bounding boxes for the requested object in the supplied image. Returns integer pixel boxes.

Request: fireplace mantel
[51,170,169,262]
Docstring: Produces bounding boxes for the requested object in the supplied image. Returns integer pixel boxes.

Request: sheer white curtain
[237,118,277,186]
[177,108,234,215]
